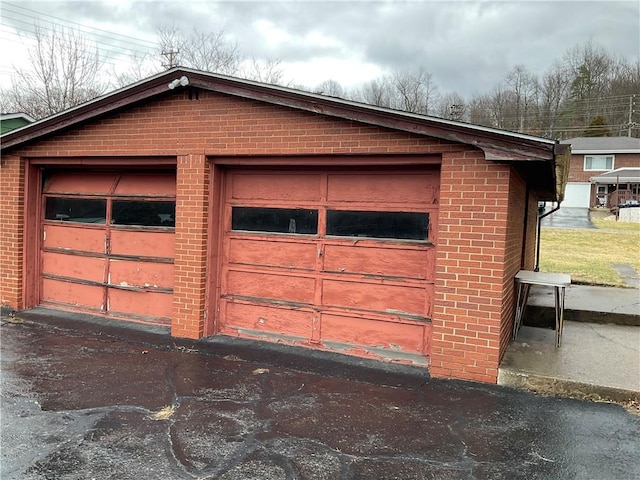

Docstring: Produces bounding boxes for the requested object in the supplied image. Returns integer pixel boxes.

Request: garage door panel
[41,252,105,282]
[321,314,426,353]
[327,173,438,204]
[322,279,426,317]
[222,301,313,339]
[227,238,316,270]
[231,173,321,202]
[323,245,434,280]
[44,173,118,195]
[225,270,315,304]
[43,224,105,253]
[40,172,175,326]
[108,259,173,289]
[110,230,174,258]
[41,278,104,310]
[108,289,172,319]
[220,166,439,362]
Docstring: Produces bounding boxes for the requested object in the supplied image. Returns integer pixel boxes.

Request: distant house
[1,113,35,134]
[0,67,569,384]
[559,137,640,209]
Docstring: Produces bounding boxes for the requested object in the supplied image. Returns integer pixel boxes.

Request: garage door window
[327,210,429,240]
[232,207,318,234]
[112,200,175,227]
[45,197,107,224]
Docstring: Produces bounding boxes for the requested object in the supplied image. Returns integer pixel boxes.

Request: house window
[584,155,614,171]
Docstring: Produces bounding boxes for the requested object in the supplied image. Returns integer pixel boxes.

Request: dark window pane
[232,207,318,234]
[45,197,106,224]
[112,201,175,227]
[327,210,429,240]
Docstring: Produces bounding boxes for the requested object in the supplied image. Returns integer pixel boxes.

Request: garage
[1,67,565,382]
[218,166,439,363]
[40,172,175,325]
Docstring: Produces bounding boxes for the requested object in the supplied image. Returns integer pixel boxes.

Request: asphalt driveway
[540,207,596,229]
[2,309,639,479]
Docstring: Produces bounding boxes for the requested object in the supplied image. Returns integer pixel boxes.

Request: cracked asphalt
[2,309,639,479]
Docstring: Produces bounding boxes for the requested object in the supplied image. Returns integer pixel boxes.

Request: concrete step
[499,322,640,403]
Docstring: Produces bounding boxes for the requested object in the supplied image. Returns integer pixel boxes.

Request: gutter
[534,203,561,271]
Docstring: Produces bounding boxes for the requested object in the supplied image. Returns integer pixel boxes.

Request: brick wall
[172,154,210,339]
[499,170,527,362]
[430,151,513,383]
[568,153,640,182]
[0,154,24,309]
[523,193,539,270]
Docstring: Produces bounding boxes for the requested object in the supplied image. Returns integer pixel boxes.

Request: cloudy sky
[1,0,638,98]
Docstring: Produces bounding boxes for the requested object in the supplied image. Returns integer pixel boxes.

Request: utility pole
[161,49,179,70]
[449,104,463,121]
[628,94,636,138]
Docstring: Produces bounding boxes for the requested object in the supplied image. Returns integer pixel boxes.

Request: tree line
[2,24,638,139]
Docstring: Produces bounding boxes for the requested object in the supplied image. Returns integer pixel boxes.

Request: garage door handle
[317,249,323,257]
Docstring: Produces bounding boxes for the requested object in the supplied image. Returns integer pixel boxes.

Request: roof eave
[2,68,557,160]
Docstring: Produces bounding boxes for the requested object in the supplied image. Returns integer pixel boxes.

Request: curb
[497,368,640,404]
[523,305,640,327]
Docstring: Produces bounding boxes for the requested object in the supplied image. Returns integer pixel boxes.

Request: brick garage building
[0,68,568,383]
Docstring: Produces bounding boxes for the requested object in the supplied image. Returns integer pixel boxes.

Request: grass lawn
[539,218,640,287]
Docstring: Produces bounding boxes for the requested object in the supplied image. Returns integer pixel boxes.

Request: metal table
[512,270,571,347]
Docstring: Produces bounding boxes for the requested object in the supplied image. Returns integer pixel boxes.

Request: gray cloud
[4,0,639,97]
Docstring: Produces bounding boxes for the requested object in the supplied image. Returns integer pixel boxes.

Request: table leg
[513,282,531,340]
[554,286,566,347]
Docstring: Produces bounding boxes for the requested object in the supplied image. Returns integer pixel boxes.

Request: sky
[0,0,638,99]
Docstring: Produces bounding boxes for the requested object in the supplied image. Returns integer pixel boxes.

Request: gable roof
[0,67,566,200]
[561,136,640,154]
[1,113,36,123]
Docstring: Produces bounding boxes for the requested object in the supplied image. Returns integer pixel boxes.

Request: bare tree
[436,92,467,121]
[157,24,185,69]
[182,28,243,75]
[356,77,393,108]
[505,65,539,133]
[539,62,571,137]
[2,24,105,119]
[391,68,439,114]
[242,56,287,85]
[110,52,158,88]
[314,79,345,97]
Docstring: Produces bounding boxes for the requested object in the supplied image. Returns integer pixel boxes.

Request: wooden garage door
[40,172,175,325]
[219,167,439,363]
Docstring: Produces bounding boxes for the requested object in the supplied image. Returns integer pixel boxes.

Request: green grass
[539,220,640,287]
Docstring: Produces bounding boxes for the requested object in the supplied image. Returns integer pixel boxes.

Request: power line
[0,17,154,59]
[2,2,156,48]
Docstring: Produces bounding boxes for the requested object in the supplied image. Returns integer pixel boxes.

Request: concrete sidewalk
[499,284,640,402]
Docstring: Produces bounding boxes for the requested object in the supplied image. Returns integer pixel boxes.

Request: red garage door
[219,167,439,364]
[40,172,175,325]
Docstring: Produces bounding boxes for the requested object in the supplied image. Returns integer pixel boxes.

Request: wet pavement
[540,207,596,229]
[2,312,640,480]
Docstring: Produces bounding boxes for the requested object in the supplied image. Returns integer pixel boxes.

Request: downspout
[534,202,561,271]
[536,142,570,271]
